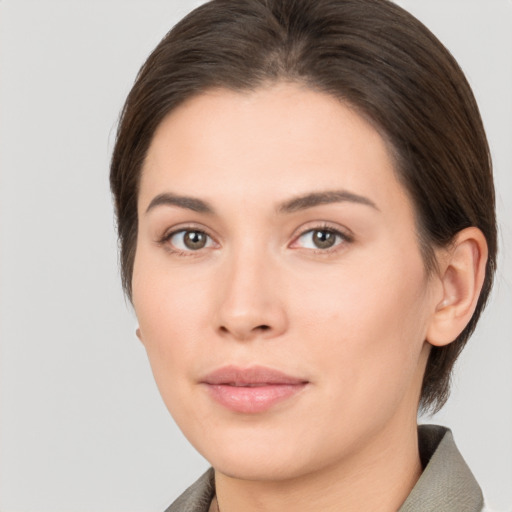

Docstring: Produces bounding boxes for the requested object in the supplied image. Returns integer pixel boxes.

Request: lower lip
[204,383,307,413]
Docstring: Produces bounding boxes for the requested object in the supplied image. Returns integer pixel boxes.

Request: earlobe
[136,327,143,343]
[426,227,488,347]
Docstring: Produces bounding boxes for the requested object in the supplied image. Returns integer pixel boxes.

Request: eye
[295,228,349,250]
[166,229,214,252]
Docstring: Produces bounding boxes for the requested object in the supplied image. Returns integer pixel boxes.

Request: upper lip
[201,365,308,386]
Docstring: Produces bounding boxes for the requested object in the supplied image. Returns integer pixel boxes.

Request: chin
[185,419,339,483]
[209,450,312,482]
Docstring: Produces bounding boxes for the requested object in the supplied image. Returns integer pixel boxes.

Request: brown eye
[184,231,207,250]
[168,229,213,251]
[296,228,348,250]
[312,230,337,249]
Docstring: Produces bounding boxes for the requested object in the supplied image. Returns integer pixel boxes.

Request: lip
[200,365,309,414]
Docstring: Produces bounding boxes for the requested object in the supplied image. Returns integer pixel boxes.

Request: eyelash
[292,224,354,254]
[157,223,353,256]
[157,226,217,257]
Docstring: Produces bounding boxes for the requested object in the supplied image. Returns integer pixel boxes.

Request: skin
[132,83,487,512]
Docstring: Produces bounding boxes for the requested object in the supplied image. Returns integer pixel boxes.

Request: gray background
[0,1,510,511]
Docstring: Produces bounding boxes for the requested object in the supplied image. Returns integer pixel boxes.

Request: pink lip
[201,365,309,414]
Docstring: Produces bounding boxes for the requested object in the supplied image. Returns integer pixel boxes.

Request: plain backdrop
[0,1,511,511]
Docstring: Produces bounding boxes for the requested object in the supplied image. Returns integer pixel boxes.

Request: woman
[110,0,497,510]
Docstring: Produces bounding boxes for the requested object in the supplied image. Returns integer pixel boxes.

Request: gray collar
[165,424,483,512]
[399,424,483,512]
[164,467,215,512]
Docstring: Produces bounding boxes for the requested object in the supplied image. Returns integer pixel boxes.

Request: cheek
[289,251,430,409]
[131,247,211,388]
[133,279,211,434]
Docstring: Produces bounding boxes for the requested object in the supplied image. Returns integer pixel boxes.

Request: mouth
[200,365,309,414]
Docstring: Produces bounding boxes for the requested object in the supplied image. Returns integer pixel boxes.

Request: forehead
[139,83,410,216]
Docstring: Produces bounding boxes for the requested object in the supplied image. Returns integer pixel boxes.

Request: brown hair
[110,0,497,412]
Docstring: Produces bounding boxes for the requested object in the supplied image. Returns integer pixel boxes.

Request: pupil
[185,231,206,250]
[313,230,335,249]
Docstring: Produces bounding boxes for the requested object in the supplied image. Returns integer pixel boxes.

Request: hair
[110,0,497,413]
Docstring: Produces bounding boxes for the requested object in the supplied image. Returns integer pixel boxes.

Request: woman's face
[133,83,440,480]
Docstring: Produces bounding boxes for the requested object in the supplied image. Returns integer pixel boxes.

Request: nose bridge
[215,239,287,340]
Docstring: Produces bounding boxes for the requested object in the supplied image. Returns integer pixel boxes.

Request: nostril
[219,324,272,337]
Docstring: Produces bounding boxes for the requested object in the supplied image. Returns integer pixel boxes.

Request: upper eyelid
[160,223,217,242]
[291,222,353,240]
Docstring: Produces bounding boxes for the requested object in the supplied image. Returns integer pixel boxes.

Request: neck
[214,419,422,512]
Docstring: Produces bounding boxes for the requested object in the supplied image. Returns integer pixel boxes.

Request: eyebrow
[277,190,379,213]
[145,193,214,214]
[145,189,379,215]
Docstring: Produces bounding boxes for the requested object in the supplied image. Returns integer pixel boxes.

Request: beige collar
[165,425,483,512]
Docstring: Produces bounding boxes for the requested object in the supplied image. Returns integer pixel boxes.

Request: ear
[135,327,144,344]
[426,227,488,347]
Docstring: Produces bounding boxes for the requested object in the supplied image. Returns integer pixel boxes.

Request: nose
[214,247,288,342]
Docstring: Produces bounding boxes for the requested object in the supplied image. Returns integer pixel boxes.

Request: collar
[399,424,483,512]
[165,424,483,512]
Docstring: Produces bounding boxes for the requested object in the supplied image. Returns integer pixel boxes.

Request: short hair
[110,0,497,412]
